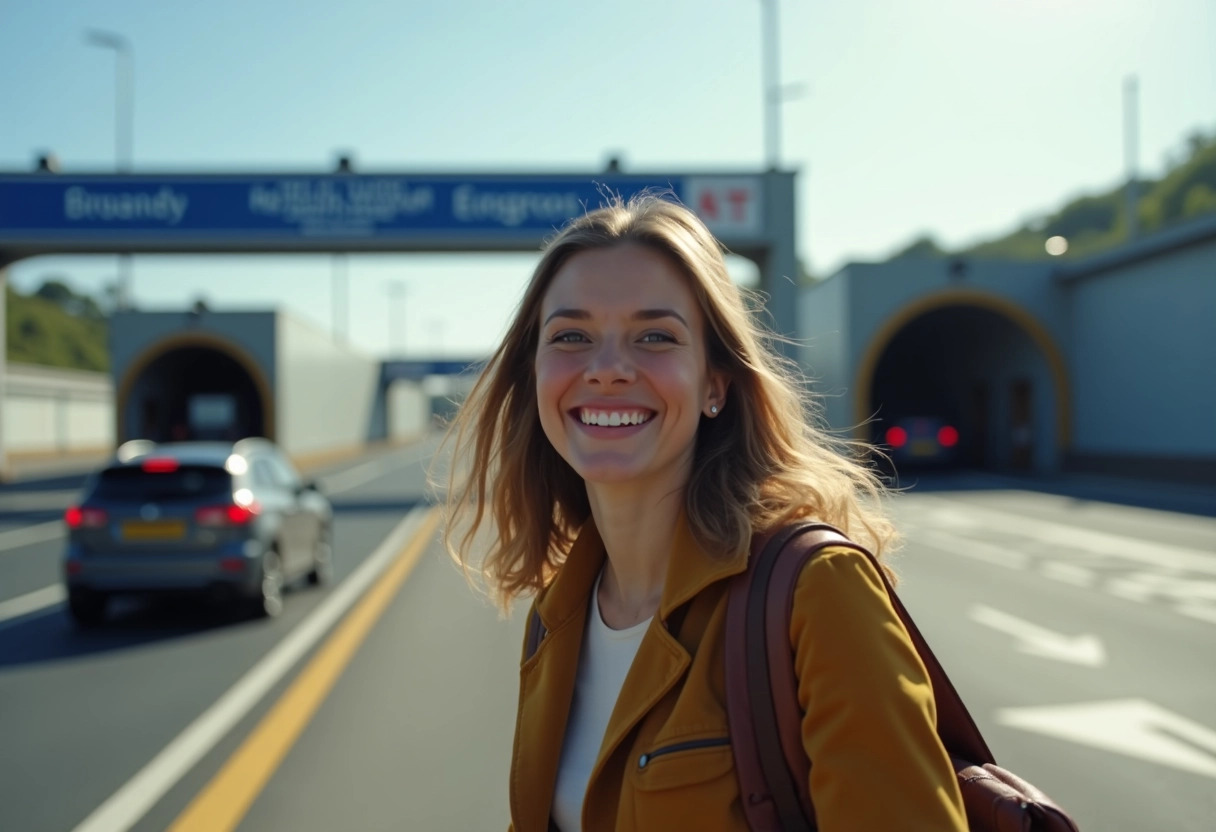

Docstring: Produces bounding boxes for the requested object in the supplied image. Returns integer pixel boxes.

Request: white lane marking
[319,458,386,494]
[70,504,433,832]
[997,699,1216,779]
[916,529,1029,568]
[318,444,434,495]
[969,604,1106,667]
[0,520,64,553]
[1177,603,1216,625]
[0,489,83,511]
[915,496,1216,575]
[1039,561,1097,587]
[0,584,65,625]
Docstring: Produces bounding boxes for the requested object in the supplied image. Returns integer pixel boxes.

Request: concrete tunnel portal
[863,299,1071,473]
[118,337,273,445]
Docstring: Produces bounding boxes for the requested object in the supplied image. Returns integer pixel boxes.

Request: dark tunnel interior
[126,347,266,443]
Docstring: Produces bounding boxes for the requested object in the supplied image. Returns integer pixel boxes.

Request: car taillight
[141,458,180,473]
[65,506,108,529]
[938,425,959,447]
[195,503,261,527]
[885,426,908,448]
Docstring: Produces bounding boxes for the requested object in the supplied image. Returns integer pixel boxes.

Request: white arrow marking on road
[998,699,1216,779]
[969,604,1106,667]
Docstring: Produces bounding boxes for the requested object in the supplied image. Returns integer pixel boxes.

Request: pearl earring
[709,405,718,415]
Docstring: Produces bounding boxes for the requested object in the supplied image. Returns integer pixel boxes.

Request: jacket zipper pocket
[637,737,730,769]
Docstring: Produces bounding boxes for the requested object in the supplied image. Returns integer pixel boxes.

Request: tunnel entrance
[869,304,1058,475]
[123,345,267,443]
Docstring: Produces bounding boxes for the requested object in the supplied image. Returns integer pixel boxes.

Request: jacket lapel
[587,515,748,784]
[510,521,605,832]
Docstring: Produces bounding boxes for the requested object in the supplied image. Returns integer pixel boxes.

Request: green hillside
[6,281,109,372]
[892,126,1216,262]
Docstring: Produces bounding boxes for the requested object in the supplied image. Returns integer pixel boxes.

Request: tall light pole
[1123,75,1140,241]
[387,280,407,356]
[760,0,783,169]
[85,29,134,309]
[758,1,806,171]
[332,254,349,343]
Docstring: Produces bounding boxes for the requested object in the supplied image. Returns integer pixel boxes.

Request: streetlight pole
[332,254,349,343]
[85,29,134,309]
[1123,75,1140,241]
[387,280,407,356]
[760,0,783,169]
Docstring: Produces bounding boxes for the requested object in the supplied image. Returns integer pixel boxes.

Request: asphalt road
[1,453,1213,831]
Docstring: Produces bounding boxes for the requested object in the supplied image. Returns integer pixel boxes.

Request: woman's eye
[640,332,676,344]
[550,331,587,343]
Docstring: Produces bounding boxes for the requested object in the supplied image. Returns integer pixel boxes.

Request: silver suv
[63,438,333,626]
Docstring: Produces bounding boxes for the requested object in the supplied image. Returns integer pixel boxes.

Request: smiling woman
[434,193,967,832]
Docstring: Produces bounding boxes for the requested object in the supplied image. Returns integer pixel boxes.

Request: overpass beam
[762,170,799,360]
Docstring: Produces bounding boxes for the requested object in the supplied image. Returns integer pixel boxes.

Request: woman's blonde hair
[435,193,897,612]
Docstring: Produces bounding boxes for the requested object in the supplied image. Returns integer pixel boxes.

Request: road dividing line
[70,505,438,832]
[166,505,441,832]
[0,519,64,553]
[0,583,65,625]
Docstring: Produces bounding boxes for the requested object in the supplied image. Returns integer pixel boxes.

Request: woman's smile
[535,243,726,490]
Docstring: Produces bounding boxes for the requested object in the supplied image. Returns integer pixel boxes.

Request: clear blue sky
[2,0,1213,358]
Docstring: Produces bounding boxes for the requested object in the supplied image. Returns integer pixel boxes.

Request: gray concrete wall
[844,258,1063,366]
[387,379,430,440]
[274,313,379,456]
[110,309,278,443]
[1066,237,1216,460]
[3,362,113,453]
[797,271,851,431]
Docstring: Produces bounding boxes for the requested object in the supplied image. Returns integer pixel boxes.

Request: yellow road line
[167,507,441,832]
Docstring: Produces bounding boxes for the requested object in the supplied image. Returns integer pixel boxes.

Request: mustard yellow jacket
[508,517,967,832]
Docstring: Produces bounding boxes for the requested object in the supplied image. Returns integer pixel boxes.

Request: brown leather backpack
[725,522,1081,831]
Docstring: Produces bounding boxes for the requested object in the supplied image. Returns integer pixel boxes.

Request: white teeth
[580,409,651,427]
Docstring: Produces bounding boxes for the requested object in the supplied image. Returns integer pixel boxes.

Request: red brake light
[885,426,908,448]
[195,503,260,527]
[938,425,959,447]
[142,458,180,473]
[226,504,258,524]
[65,506,108,529]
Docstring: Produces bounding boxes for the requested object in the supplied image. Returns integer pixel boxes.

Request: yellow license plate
[910,439,939,457]
[121,520,187,541]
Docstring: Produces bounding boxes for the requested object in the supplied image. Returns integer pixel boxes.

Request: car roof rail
[232,436,273,455]
[115,439,157,463]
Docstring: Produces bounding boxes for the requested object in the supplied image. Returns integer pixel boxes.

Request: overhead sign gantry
[0,168,799,470]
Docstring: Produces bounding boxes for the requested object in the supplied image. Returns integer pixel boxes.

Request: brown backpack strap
[727,523,998,832]
[726,524,834,831]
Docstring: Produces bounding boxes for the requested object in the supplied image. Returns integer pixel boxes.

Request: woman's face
[535,243,727,494]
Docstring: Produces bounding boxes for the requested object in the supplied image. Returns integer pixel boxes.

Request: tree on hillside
[33,277,106,321]
[893,234,945,258]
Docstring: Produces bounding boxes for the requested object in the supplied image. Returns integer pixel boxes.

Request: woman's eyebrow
[542,308,689,327]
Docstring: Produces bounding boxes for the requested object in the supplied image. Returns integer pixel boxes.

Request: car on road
[881,415,961,469]
[62,437,333,626]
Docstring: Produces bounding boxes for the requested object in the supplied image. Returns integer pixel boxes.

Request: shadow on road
[890,469,1216,518]
[330,497,422,514]
[0,471,92,494]
[0,595,258,668]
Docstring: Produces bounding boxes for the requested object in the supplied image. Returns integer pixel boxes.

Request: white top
[551,569,652,832]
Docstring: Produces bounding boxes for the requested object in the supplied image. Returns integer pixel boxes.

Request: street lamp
[758,0,806,170]
[85,28,134,309]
